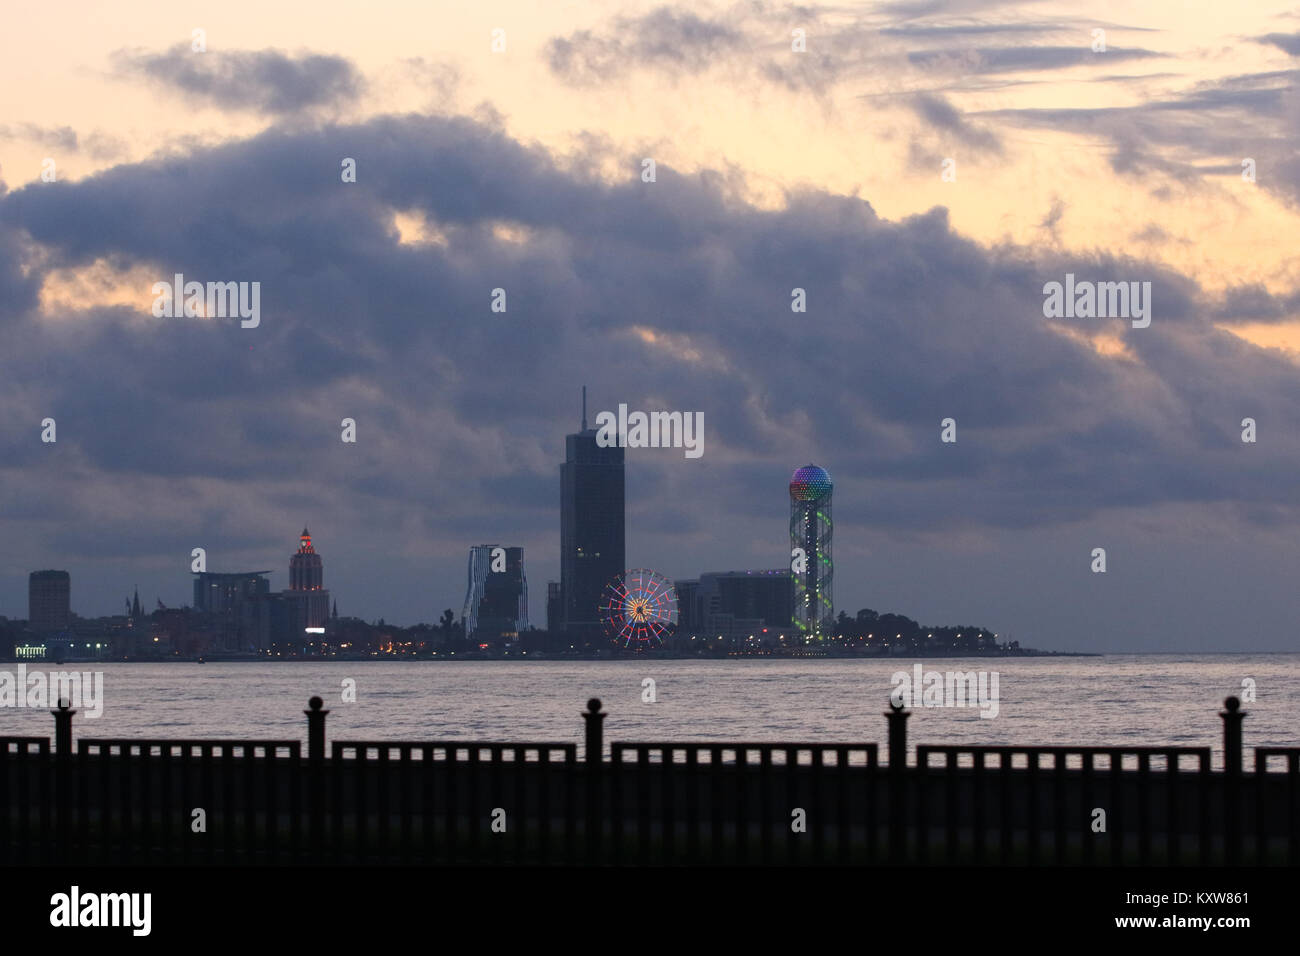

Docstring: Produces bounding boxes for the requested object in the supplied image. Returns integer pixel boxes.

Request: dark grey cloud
[0,124,79,150]
[544,3,1168,104]
[909,93,1004,154]
[1257,32,1300,55]
[880,22,1064,38]
[1,112,1299,648]
[882,18,1159,38]
[876,0,1035,16]
[546,8,746,84]
[113,44,363,115]
[1129,222,1187,245]
[544,5,882,95]
[0,125,129,162]
[1210,283,1300,323]
[907,45,1162,73]
[977,68,1300,203]
[1038,196,1065,240]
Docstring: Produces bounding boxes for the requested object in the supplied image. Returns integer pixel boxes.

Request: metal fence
[1,694,1295,865]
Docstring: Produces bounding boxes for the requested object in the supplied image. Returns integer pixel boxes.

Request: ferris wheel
[599,568,678,649]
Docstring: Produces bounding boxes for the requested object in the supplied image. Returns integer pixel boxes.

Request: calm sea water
[3,655,1296,764]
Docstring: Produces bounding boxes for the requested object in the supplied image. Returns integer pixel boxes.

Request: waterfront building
[560,388,625,632]
[28,570,70,634]
[675,570,792,637]
[462,545,528,641]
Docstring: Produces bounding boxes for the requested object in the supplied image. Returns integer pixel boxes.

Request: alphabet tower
[789,464,833,640]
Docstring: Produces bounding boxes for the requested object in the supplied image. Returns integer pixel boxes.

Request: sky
[1,1,1299,650]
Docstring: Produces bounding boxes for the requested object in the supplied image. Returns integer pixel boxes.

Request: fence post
[886,699,909,772]
[51,698,76,863]
[583,698,605,764]
[583,698,605,863]
[52,698,76,757]
[305,696,330,860]
[885,699,910,865]
[306,696,329,765]
[1220,695,1245,864]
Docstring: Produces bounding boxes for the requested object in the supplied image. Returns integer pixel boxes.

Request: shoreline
[3,650,1104,664]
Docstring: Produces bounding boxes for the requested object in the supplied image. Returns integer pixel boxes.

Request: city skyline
[5,431,819,634]
[5,383,1300,650]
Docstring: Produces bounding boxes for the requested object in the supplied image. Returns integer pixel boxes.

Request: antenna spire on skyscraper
[582,385,588,431]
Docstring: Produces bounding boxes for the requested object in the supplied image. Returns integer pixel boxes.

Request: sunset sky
[2,1,1299,650]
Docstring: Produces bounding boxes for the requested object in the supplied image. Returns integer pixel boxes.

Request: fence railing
[63,739,302,865]
[327,740,578,864]
[913,745,1214,865]
[1,694,1295,866]
[1254,746,1300,866]
[609,742,880,864]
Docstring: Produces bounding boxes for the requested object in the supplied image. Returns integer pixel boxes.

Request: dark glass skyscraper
[560,389,625,631]
[546,582,561,631]
[28,570,71,633]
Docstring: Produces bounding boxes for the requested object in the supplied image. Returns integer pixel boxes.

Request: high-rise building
[707,570,793,630]
[462,545,528,640]
[290,528,324,591]
[28,570,71,633]
[674,578,702,633]
[546,582,561,632]
[192,571,272,652]
[560,388,625,631]
[284,528,330,638]
[674,570,792,637]
[193,571,272,614]
[789,464,833,639]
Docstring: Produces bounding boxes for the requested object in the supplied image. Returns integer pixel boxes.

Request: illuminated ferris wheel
[600,569,678,649]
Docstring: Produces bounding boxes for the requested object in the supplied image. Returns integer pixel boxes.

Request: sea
[2,654,1296,764]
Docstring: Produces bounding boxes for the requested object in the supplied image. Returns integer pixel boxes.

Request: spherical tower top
[789,464,833,501]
